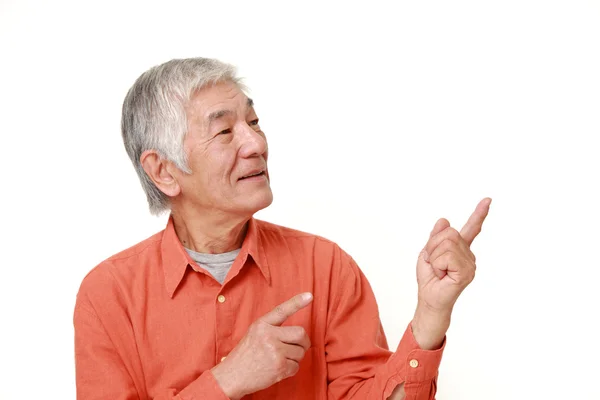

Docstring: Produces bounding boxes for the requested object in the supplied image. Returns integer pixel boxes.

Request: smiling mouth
[239,171,266,180]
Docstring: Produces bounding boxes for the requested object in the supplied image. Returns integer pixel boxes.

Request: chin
[254,189,274,212]
[237,189,274,216]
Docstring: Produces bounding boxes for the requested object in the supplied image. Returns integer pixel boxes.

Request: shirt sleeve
[325,248,445,400]
[73,275,230,400]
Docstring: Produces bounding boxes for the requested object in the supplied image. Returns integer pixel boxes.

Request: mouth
[238,170,267,181]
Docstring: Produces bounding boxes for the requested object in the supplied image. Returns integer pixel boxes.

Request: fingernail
[422,250,430,262]
[302,292,313,302]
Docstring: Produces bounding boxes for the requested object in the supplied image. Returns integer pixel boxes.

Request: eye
[218,128,232,135]
[249,118,260,126]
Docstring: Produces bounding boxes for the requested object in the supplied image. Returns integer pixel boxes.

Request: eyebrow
[207,98,254,126]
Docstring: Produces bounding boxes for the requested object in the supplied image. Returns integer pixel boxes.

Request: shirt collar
[244,217,271,284]
[161,216,271,298]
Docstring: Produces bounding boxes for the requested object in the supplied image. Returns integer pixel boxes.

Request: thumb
[260,292,313,326]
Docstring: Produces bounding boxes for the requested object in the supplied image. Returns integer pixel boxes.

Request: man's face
[173,81,273,217]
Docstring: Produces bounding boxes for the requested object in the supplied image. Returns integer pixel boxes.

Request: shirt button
[221,356,227,362]
[409,359,419,368]
[217,295,226,303]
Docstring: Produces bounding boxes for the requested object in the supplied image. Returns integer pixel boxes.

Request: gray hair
[121,57,245,215]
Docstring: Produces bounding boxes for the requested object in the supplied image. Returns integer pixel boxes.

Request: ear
[140,150,181,198]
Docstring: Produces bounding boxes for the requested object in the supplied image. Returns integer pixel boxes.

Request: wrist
[210,363,244,400]
[411,304,451,350]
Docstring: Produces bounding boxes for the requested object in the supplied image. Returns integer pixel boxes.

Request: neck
[170,208,250,254]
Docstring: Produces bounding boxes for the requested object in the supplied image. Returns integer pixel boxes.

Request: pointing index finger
[260,292,313,326]
[460,198,492,246]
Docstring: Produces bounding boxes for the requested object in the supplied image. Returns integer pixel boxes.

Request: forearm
[152,371,230,400]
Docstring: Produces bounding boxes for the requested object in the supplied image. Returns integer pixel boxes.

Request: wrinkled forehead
[186,81,254,128]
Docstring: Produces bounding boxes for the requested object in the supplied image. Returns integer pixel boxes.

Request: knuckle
[254,321,269,335]
[441,239,454,251]
[275,355,287,372]
[288,362,300,377]
[295,326,306,339]
[261,340,272,354]
[274,305,286,318]
[266,338,281,351]
[298,347,307,360]
[448,228,460,239]
[465,272,475,284]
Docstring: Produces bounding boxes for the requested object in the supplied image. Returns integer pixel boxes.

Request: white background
[1,0,599,399]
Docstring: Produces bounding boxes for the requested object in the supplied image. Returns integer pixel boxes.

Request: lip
[238,168,266,180]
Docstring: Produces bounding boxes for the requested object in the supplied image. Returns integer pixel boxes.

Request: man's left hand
[411,198,491,350]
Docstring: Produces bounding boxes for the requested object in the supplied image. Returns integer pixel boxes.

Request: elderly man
[74,57,491,400]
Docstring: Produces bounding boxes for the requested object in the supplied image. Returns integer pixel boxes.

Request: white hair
[121,57,245,215]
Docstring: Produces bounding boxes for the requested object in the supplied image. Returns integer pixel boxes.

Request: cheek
[262,140,269,161]
[184,148,217,187]
[206,148,238,182]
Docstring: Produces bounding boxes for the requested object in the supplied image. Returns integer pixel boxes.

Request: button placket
[215,288,234,364]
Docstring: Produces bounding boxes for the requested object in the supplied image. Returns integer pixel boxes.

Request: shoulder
[254,218,357,273]
[75,230,165,307]
[255,218,344,252]
[256,221,376,310]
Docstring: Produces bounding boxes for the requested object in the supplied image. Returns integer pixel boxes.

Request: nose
[238,122,268,159]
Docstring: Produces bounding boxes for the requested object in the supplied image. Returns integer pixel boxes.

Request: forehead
[187,81,250,122]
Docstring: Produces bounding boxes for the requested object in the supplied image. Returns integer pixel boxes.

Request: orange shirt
[74,217,445,399]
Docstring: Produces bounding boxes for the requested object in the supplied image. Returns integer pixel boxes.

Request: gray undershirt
[185,247,241,284]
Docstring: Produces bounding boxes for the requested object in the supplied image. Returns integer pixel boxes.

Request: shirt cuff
[177,370,230,400]
[383,322,446,395]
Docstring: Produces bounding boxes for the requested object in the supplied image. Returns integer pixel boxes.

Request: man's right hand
[210,292,313,399]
